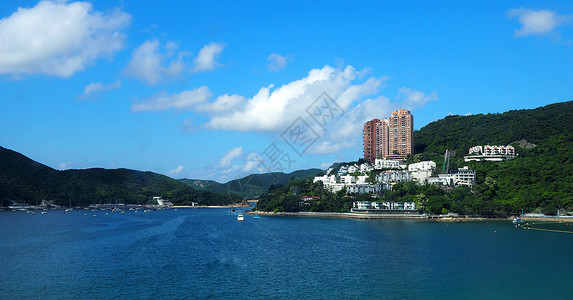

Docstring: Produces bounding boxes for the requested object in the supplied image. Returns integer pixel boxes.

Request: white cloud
[396,87,438,110]
[193,42,225,72]
[218,147,244,168]
[131,86,246,113]
[205,65,385,132]
[124,39,190,85]
[131,86,212,112]
[80,80,121,98]
[0,1,130,77]
[169,165,184,175]
[268,53,290,71]
[133,64,437,156]
[507,8,570,36]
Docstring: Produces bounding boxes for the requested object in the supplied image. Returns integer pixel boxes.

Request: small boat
[512,218,522,224]
[253,215,261,219]
[237,214,244,221]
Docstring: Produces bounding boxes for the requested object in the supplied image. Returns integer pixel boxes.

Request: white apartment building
[352,201,416,211]
[347,183,391,195]
[376,170,412,183]
[452,166,476,186]
[374,158,401,170]
[408,161,436,172]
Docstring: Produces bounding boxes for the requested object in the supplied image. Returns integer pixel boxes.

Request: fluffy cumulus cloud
[0,1,130,77]
[80,80,121,99]
[268,53,290,71]
[124,39,190,85]
[133,64,437,155]
[507,8,570,36]
[193,42,225,72]
[205,65,384,132]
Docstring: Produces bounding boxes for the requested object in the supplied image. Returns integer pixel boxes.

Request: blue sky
[1,0,572,182]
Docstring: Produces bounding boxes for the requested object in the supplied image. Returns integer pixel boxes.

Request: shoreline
[173,203,251,209]
[248,211,573,221]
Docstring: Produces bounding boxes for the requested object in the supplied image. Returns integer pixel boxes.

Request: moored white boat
[237,214,244,221]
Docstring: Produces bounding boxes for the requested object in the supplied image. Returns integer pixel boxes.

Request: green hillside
[180,168,324,199]
[0,147,241,207]
[254,100,573,216]
[414,100,573,159]
[412,100,573,215]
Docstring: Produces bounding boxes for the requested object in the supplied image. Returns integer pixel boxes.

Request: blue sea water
[1,208,573,299]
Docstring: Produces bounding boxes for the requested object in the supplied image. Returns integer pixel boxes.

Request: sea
[1,208,572,299]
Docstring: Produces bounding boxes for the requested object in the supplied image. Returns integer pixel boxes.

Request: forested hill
[413,100,573,214]
[0,146,241,207]
[414,100,573,157]
[180,168,323,199]
[254,100,573,216]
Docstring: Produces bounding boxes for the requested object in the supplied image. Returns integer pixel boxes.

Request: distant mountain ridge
[0,146,241,207]
[179,168,324,199]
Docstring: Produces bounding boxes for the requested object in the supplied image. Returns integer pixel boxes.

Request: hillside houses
[314,160,477,194]
[465,145,516,162]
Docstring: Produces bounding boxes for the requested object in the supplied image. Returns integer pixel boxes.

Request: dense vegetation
[254,179,349,213]
[0,147,242,207]
[256,100,573,216]
[412,101,573,215]
[179,169,323,199]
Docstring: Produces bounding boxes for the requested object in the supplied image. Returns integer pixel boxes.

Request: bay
[1,208,572,299]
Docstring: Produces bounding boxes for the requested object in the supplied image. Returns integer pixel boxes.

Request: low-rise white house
[427,174,453,186]
[408,161,436,172]
[347,183,391,195]
[376,170,412,183]
[352,201,417,212]
[348,165,358,174]
[356,175,369,184]
[426,167,476,187]
[465,145,516,162]
[339,175,356,185]
[337,166,349,175]
[359,163,374,173]
[313,175,337,185]
[408,161,436,183]
[452,166,476,186]
[411,170,433,182]
[374,159,402,170]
